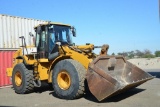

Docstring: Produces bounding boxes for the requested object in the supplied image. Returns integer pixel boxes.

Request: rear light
[13,58,15,64]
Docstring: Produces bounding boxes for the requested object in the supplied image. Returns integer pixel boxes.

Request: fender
[16,56,28,65]
[16,56,36,65]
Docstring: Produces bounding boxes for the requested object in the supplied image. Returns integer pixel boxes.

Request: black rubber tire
[52,59,86,99]
[12,63,34,94]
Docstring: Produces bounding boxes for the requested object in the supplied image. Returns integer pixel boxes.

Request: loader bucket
[86,56,154,101]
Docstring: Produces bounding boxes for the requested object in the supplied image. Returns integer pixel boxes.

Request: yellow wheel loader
[7,22,154,101]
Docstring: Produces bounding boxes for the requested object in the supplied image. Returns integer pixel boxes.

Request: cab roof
[34,22,71,29]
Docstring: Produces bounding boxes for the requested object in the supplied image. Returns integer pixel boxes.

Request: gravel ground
[128,58,160,70]
[0,69,160,107]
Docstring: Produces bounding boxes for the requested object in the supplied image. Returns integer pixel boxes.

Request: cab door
[36,26,49,58]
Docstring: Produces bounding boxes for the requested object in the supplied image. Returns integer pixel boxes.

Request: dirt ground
[0,69,160,107]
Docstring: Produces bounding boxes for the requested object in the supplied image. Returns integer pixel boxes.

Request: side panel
[0,50,16,87]
[38,62,50,81]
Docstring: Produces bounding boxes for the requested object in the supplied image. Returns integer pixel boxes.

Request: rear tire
[52,59,86,99]
[12,63,34,94]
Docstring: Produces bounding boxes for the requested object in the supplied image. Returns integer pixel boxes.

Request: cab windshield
[48,25,73,45]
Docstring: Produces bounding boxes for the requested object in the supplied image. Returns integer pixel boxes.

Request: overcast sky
[0,0,159,54]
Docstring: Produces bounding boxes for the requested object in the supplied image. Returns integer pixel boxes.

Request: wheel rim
[15,71,22,87]
[57,70,71,90]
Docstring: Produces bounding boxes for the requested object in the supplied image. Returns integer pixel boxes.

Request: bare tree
[144,49,152,55]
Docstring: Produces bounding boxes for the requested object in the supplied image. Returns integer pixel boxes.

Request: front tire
[52,59,86,99]
[12,63,34,94]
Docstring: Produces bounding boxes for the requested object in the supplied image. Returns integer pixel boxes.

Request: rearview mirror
[71,26,76,37]
[29,32,34,37]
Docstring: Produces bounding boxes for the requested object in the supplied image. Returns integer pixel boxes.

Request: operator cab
[34,22,76,59]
